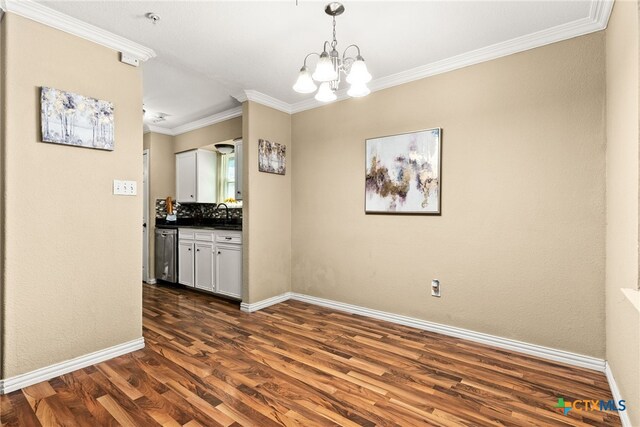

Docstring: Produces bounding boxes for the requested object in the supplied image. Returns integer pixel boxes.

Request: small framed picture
[258,139,286,175]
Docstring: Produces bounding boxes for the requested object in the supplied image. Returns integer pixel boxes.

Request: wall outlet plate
[431,279,441,297]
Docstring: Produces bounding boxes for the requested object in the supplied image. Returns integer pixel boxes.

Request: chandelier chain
[331,16,338,49]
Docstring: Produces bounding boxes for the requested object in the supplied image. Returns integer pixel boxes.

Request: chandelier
[293,2,371,102]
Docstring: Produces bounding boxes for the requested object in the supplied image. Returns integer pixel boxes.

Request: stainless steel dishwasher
[155,228,177,283]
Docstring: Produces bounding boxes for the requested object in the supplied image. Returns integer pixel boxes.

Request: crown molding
[144,124,175,136]
[171,106,242,135]
[0,0,156,62]
[143,106,243,137]
[289,0,613,114]
[236,90,292,114]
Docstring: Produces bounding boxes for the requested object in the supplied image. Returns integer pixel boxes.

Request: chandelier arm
[303,52,320,67]
[342,44,362,62]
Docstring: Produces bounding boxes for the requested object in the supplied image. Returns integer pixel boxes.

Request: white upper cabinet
[176,149,217,203]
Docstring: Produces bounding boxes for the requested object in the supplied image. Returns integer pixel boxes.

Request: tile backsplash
[155,199,242,220]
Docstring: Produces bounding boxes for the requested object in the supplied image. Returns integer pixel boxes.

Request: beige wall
[292,33,606,358]
[605,0,640,424]
[0,14,5,378]
[243,101,291,303]
[173,117,242,153]
[1,14,143,377]
[144,132,175,279]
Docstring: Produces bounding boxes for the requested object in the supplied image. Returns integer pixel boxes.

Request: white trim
[0,0,155,62]
[234,90,292,115]
[143,107,243,137]
[0,338,145,394]
[240,292,292,313]
[145,125,175,136]
[244,292,605,372]
[605,362,633,427]
[146,278,157,285]
[171,107,243,135]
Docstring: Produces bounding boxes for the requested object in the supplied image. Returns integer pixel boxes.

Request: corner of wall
[0,10,6,380]
[243,101,292,304]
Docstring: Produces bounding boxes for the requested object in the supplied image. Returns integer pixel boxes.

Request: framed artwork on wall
[365,128,442,215]
[40,86,114,151]
[258,139,286,175]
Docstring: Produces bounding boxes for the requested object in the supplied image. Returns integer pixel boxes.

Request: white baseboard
[605,362,633,427]
[244,291,606,372]
[0,338,145,394]
[240,292,292,313]
[146,278,157,285]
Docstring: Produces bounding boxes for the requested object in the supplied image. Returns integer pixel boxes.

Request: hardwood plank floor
[1,284,622,426]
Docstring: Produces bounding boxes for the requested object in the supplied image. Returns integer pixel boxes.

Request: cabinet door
[234,140,243,200]
[196,150,217,203]
[176,151,197,203]
[178,241,194,287]
[216,245,242,299]
[194,243,214,292]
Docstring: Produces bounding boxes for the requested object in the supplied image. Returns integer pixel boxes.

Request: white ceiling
[36,0,597,130]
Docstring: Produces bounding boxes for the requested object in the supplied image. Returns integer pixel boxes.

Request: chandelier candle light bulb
[346,56,372,85]
[347,82,370,98]
[293,2,371,102]
[312,52,339,82]
[315,82,338,102]
[293,66,317,93]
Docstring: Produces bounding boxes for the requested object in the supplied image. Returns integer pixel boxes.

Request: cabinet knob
[196,248,200,252]
[188,248,191,251]
[190,195,194,198]
[218,251,221,255]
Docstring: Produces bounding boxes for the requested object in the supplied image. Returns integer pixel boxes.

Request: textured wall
[292,33,606,358]
[605,0,640,424]
[1,14,143,377]
[243,102,291,303]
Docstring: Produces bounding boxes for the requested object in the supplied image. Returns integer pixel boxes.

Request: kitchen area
[151,136,244,301]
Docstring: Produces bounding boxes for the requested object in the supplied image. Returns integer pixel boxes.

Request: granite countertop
[155,218,242,231]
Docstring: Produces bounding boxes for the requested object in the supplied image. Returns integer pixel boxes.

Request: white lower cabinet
[178,241,194,287]
[194,243,214,291]
[216,244,242,298]
[178,228,242,300]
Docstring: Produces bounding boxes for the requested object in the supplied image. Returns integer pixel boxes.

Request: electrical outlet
[431,279,441,297]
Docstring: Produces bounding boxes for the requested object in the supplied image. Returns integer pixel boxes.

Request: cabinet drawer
[194,230,215,242]
[216,231,242,244]
[178,229,195,240]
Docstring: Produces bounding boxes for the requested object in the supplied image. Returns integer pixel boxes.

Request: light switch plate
[113,180,137,196]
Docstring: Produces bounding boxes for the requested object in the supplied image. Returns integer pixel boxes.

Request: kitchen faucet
[216,203,229,223]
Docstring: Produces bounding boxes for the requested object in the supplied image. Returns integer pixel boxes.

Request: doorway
[143,149,149,282]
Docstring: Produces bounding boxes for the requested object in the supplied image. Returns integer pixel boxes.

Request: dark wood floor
[1,284,621,426]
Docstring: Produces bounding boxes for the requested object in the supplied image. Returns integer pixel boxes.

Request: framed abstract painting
[365,128,441,215]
